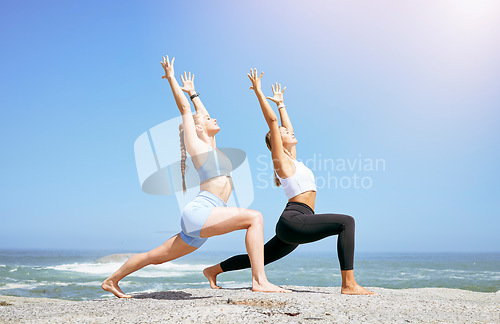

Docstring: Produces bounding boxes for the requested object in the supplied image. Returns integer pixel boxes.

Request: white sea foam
[413,268,500,281]
[0,281,81,291]
[220,281,251,288]
[39,281,72,286]
[0,283,37,290]
[46,261,211,278]
[94,253,137,263]
[46,262,121,275]
[73,281,103,287]
[385,277,410,281]
[449,276,466,279]
[132,270,187,278]
[440,269,470,273]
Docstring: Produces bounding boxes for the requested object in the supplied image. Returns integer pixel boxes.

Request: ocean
[0,249,498,301]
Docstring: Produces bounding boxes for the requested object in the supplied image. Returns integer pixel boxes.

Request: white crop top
[276,159,316,199]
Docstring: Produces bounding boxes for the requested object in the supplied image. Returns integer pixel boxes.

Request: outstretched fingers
[181,71,195,82]
[249,68,263,80]
[248,68,255,89]
[247,73,253,89]
[248,68,263,89]
[163,55,174,67]
[161,57,167,78]
[271,82,286,94]
[161,55,175,79]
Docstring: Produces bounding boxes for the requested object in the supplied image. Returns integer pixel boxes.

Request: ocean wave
[0,281,96,291]
[94,253,137,263]
[46,261,211,278]
[73,281,104,287]
[417,268,467,273]
[220,282,251,288]
[413,268,500,280]
[0,283,37,290]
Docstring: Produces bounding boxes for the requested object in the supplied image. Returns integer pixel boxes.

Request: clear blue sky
[1,0,499,253]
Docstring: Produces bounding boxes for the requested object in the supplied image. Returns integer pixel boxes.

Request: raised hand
[180,71,195,93]
[161,55,175,79]
[266,82,286,105]
[247,68,263,91]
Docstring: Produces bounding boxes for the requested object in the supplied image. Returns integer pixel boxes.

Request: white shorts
[180,191,227,248]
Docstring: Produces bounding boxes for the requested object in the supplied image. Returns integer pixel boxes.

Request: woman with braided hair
[203,69,375,295]
[101,57,289,298]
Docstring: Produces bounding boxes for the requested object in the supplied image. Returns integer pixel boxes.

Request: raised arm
[161,55,206,157]
[266,82,296,159]
[248,69,293,177]
[161,56,190,114]
[180,71,209,117]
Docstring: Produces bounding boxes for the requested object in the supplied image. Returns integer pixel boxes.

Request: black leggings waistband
[285,201,314,214]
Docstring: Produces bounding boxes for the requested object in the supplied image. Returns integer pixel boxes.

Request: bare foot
[341,284,377,295]
[252,280,292,293]
[203,265,222,289]
[101,278,132,298]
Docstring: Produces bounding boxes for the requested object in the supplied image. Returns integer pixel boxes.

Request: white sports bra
[276,159,316,199]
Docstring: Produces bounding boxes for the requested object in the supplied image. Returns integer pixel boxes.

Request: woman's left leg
[102,234,197,298]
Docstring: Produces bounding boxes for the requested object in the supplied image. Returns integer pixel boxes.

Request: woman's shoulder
[275,155,297,179]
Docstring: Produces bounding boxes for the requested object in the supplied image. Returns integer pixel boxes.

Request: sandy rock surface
[1,286,499,323]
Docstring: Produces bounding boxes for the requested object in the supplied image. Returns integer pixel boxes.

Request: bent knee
[343,215,355,228]
[247,210,263,227]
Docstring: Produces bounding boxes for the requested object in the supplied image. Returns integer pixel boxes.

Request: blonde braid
[179,127,187,193]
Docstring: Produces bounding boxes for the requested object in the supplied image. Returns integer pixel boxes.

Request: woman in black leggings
[203,69,374,295]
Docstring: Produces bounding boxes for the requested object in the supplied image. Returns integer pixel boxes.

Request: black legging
[220,201,355,272]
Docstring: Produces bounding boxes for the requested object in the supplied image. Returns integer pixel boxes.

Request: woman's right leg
[204,235,298,288]
[278,211,375,295]
[101,233,197,298]
[200,207,290,292]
